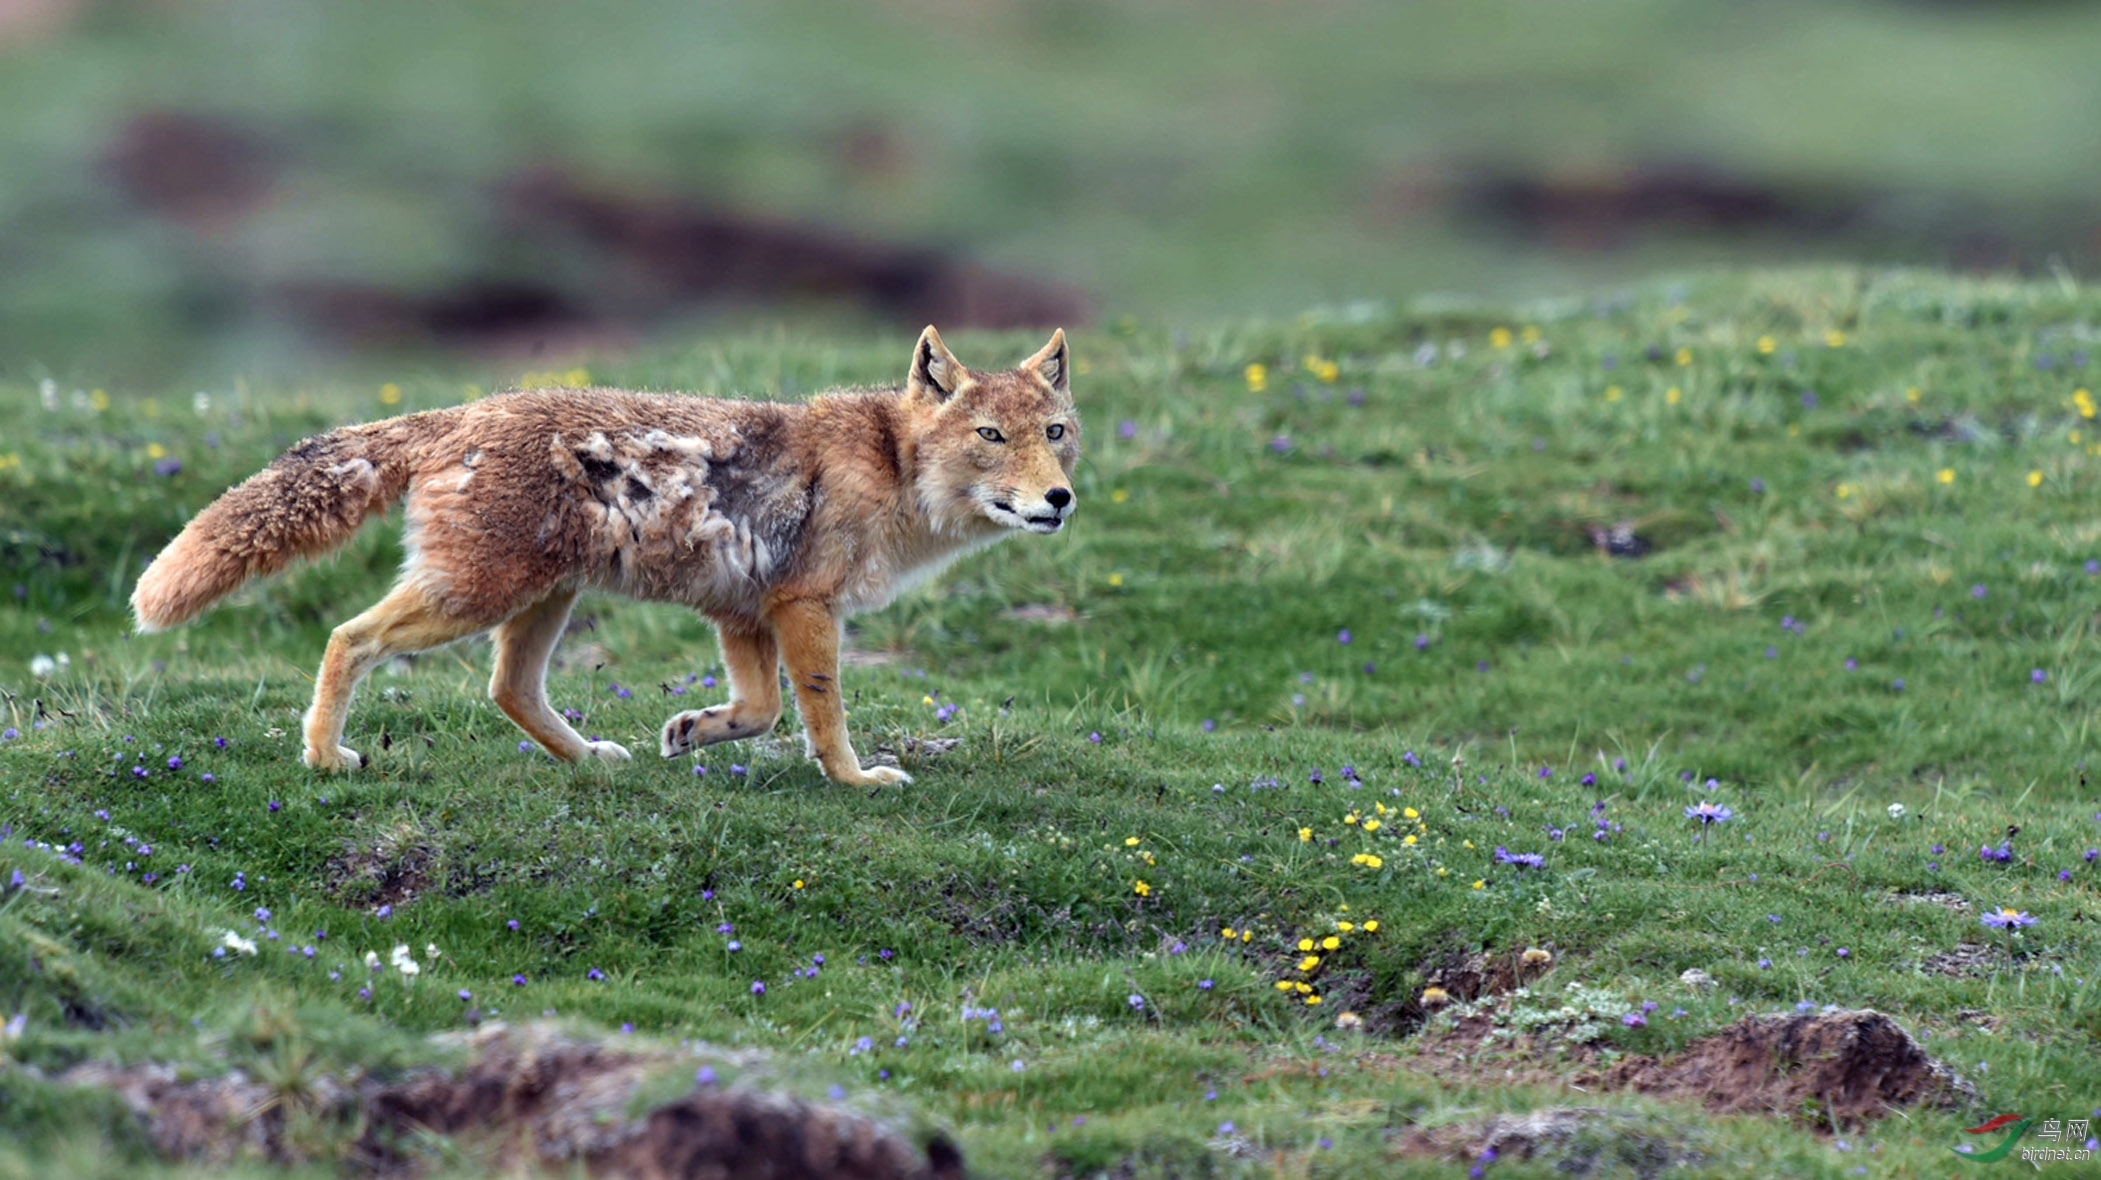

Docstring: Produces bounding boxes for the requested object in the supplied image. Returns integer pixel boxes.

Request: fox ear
[908,326,968,401]
[1021,328,1069,394]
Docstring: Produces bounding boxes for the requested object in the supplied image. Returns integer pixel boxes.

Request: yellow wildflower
[1471,880,1485,890]
[1420,986,1450,1006]
[1402,807,1418,819]
[1674,348,1692,367]
[1665,386,1682,405]
[1275,980,1294,992]
[89,389,109,412]
[1111,488,1129,503]
[2076,389,2096,419]
[2028,470,2043,488]
[1133,880,1151,897]
[1304,994,1322,1006]
[1363,819,1380,832]
[1825,330,1847,348]
[1222,927,1237,939]
[1125,836,1140,846]
[792,879,804,890]
[1108,572,1123,587]
[1298,827,1312,842]
[1604,385,1622,402]
[1489,326,1513,349]
[1402,835,1416,847]
[1520,326,1542,344]
[1362,921,1378,932]
[146,442,165,459]
[1936,468,1955,485]
[1299,938,1315,952]
[1756,335,1775,354]
[1321,936,1340,950]
[379,382,403,406]
[1245,363,1267,392]
[1906,386,1921,403]
[1298,955,1320,971]
[1336,921,1354,932]
[1294,982,1313,994]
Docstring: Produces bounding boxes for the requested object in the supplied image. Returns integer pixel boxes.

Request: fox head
[905,326,1080,536]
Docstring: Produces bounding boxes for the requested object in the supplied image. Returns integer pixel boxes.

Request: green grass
[4,268,2101,1177]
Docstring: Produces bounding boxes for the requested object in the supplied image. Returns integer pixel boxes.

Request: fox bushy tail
[131,422,422,631]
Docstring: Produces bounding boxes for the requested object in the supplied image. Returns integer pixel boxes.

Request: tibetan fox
[131,328,1079,785]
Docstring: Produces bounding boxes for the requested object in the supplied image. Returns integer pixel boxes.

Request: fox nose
[1044,487,1073,510]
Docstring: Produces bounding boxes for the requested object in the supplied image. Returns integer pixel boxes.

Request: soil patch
[1581,1009,1975,1131]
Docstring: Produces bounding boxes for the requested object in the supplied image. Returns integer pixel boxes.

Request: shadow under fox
[131,327,1079,785]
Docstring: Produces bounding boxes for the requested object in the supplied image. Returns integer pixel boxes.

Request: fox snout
[991,484,1073,533]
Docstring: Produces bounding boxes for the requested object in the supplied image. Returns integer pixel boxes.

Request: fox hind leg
[491,586,630,763]
[302,581,487,771]
[660,618,783,758]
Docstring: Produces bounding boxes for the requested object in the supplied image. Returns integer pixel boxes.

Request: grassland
[3,268,2101,1177]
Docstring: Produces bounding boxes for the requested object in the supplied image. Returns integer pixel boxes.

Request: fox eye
[1046,424,1065,440]
[976,427,1005,443]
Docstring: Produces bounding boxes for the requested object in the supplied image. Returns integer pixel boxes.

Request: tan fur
[131,328,1080,784]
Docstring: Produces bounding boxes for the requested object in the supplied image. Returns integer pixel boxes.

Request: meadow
[3,267,2101,1177]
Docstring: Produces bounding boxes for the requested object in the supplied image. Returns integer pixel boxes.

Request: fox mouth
[989,499,1066,534]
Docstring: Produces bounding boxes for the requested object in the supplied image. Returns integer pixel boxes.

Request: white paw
[302,745,364,771]
[857,765,913,786]
[585,740,632,762]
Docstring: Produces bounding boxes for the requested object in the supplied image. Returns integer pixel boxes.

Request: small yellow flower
[1835,482,1856,500]
[1402,835,1416,847]
[1361,854,1383,869]
[146,442,165,459]
[792,879,804,889]
[1335,1011,1361,1029]
[1674,348,1692,367]
[1320,936,1340,950]
[1471,879,1485,890]
[1299,938,1315,952]
[1402,807,1418,819]
[1299,955,1321,971]
[1436,866,1449,877]
[1420,985,1450,1006]
[1275,980,1295,992]
[1108,573,1124,587]
[1665,386,1682,405]
[1125,836,1140,846]
[1936,468,1955,485]
[1489,326,1513,349]
[379,382,403,406]
[1294,982,1313,994]
[1825,330,1847,348]
[1604,385,1622,402]
[1335,921,1354,932]
[1241,930,1251,942]
[1303,994,1322,1006]
[2076,389,2096,419]
[1906,386,1921,404]
[1245,363,1267,392]
[89,389,110,412]
[923,695,936,705]
[1520,326,1542,344]
[1756,335,1776,355]
[1111,488,1130,503]
[1462,840,1474,850]
[1344,813,1359,826]
[1362,819,1380,832]
[1374,803,1387,815]
[1133,880,1151,897]
[1362,920,1377,932]
[1222,926,1237,939]
[1298,827,1312,842]
[2028,470,2043,488]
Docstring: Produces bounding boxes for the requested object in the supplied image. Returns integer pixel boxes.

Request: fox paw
[584,740,632,762]
[659,707,770,757]
[829,763,912,787]
[302,745,364,771]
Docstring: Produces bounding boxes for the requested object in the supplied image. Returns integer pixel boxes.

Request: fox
[129,327,1079,786]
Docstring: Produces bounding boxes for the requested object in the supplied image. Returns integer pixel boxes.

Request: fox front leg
[661,620,783,757]
[767,597,910,786]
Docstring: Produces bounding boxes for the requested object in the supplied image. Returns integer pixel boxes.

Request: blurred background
[5,0,2101,383]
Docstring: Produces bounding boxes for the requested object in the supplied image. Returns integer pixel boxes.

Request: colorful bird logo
[1951,1113,2032,1163]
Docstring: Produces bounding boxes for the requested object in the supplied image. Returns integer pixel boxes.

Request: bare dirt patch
[998,603,1081,625]
[323,820,435,911]
[1581,1009,1975,1131]
[1922,944,1999,978]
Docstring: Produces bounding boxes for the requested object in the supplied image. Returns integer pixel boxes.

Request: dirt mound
[1394,1106,1704,1180]
[1584,1008,1974,1130]
[359,1025,960,1179]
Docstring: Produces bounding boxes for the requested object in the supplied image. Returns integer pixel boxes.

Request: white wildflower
[397,958,420,978]
[364,950,381,971]
[191,391,211,415]
[1887,803,1905,820]
[221,930,258,956]
[389,944,412,965]
[38,379,57,412]
[425,942,441,961]
[29,654,54,679]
